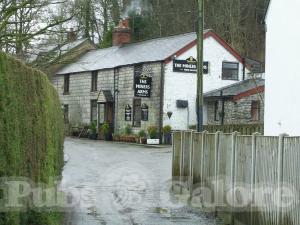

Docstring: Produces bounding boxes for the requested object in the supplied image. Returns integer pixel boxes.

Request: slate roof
[30,38,89,62]
[57,32,205,75]
[204,78,265,98]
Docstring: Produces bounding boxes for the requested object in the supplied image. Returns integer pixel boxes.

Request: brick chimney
[113,19,131,46]
[67,28,77,42]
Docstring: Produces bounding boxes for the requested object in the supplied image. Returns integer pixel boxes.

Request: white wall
[163,36,247,130]
[264,0,300,136]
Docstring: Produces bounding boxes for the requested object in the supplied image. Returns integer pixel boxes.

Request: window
[134,64,143,89]
[141,104,149,121]
[63,105,69,123]
[214,101,219,121]
[91,71,98,92]
[251,100,261,121]
[222,62,239,80]
[133,98,142,127]
[64,74,70,94]
[91,100,98,123]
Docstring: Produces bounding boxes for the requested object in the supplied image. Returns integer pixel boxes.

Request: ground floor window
[251,100,261,121]
[133,98,142,127]
[64,105,69,123]
[91,100,98,123]
[214,101,219,121]
[141,104,149,121]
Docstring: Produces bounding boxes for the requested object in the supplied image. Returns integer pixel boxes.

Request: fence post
[189,130,195,197]
[180,131,184,194]
[230,131,239,224]
[214,131,221,208]
[200,131,208,184]
[250,132,259,225]
[277,134,287,225]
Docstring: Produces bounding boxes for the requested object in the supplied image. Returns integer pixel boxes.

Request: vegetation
[90,121,98,134]
[101,122,111,140]
[124,125,133,135]
[0,52,64,225]
[163,125,172,135]
[138,130,146,138]
[147,126,158,139]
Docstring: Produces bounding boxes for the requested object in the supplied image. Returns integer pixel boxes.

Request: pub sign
[173,56,209,74]
[134,74,152,98]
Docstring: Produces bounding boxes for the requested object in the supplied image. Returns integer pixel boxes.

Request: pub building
[52,19,258,140]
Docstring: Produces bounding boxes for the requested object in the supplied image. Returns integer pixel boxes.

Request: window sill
[63,92,70,95]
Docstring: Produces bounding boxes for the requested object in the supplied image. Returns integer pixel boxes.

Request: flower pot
[140,138,147,144]
[147,139,160,145]
[89,133,98,140]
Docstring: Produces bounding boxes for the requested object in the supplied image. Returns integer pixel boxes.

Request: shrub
[163,125,172,134]
[147,126,158,139]
[101,123,110,136]
[90,122,97,134]
[0,52,64,224]
[138,130,146,138]
[124,125,132,135]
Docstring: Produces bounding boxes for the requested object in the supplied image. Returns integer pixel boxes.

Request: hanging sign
[173,56,209,74]
[125,105,132,121]
[134,74,152,98]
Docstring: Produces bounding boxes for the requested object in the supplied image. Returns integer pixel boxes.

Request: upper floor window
[91,71,98,92]
[222,62,239,80]
[64,74,70,94]
[251,100,261,121]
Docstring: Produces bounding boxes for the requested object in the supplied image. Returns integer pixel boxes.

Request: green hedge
[0,52,64,224]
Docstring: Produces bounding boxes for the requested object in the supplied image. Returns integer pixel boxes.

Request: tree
[0,0,74,60]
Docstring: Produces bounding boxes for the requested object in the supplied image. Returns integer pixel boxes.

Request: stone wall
[115,62,163,134]
[51,62,163,135]
[206,92,265,125]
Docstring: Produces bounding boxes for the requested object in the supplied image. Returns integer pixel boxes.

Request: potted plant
[138,130,147,144]
[163,125,172,145]
[147,126,159,145]
[101,122,111,141]
[89,122,98,140]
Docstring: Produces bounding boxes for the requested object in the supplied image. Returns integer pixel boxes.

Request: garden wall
[0,52,64,225]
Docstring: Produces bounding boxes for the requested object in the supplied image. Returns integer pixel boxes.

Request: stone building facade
[51,62,164,135]
[204,79,265,125]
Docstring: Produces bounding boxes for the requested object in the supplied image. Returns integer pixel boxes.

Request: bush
[163,125,172,134]
[124,125,132,135]
[101,123,110,136]
[138,130,146,138]
[0,52,64,225]
[90,122,97,134]
[147,126,158,139]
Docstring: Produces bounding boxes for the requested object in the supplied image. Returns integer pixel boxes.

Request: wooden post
[214,131,221,210]
[231,131,239,223]
[277,134,287,224]
[250,132,260,225]
[189,130,195,197]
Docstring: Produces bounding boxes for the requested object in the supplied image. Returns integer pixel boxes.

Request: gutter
[159,62,165,144]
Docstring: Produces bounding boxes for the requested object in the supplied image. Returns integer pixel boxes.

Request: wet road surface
[61,138,216,225]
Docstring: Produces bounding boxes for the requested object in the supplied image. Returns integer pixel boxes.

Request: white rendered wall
[264,0,300,135]
[163,36,247,130]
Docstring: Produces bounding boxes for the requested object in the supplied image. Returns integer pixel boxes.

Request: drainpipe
[242,58,246,80]
[159,62,165,144]
[220,91,225,125]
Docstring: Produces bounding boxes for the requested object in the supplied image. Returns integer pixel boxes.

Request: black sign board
[125,105,132,121]
[134,75,152,98]
[173,56,209,74]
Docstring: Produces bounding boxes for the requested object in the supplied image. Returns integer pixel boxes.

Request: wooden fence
[172,131,300,225]
[203,124,264,135]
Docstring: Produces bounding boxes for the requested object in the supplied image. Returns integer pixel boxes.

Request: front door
[98,103,114,139]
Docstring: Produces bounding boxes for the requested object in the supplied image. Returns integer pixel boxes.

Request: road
[61,138,216,225]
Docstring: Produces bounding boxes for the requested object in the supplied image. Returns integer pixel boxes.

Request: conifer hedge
[0,52,64,224]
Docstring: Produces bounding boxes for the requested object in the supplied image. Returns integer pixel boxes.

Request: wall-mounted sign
[141,104,149,121]
[173,56,209,74]
[125,105,132,121]
[134,74,152,98]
